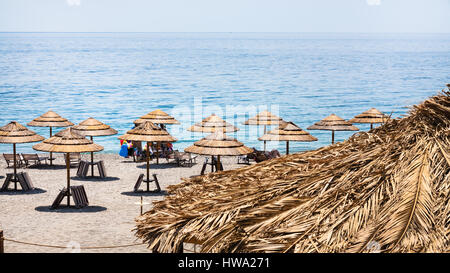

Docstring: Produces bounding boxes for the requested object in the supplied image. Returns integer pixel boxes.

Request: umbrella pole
[286,141,289,155]
[156,142,160,165]
[216,155,221,172]
[331,130,335,144]
[90,136,94,177]
[211,156,214,172]
[264,125,267,152]
[66,153,71,207]
[370,123,373,130]
[13,143,17,190]
[49,127,53,166]
[146,142,150,184]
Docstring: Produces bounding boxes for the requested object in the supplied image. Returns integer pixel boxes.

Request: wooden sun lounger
[76,160,90,178]
[65,153,81,167]
[134,173,161,192]
[21,153,49,167]
[51,185,89,209]
[3,154,23,168]
[1,172,34,191]
[174,150,197,167]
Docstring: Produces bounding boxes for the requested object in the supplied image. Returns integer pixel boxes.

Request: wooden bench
[76,160,107,179]
[3,154,23,168]
[21,153,49,167]
[134,173,161,193]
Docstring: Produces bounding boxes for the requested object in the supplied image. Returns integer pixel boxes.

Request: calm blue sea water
[0,32,449,154]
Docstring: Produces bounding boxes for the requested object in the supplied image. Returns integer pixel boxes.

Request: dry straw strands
[33,128,103,153]
[243,110,284,126]
[0,121,44,144]
[134,109,180,125]
[188,114,239,133]
[27,111,73,128]
[185,131,253,156]
[135,89,450,253]
[72,117,118,137]
[118,121,177,143]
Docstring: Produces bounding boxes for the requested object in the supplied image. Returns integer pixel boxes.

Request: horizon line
[0,31,449,34]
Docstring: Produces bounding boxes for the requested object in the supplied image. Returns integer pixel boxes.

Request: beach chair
[65,152,81,167]
[71,185,89,208]
[51,188,68,209]
[1,172,34,191]
[97,161,107,178]
[21,153,49,167]
[174,150,197,167]
[134,173,161,193]
[3,154,23,168]
[76,160,89,178]
[237,155,250,165]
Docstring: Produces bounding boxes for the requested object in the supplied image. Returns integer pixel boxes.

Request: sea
[0,32,449,154]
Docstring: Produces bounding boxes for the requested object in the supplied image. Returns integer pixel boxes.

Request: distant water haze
[0,32,449,154]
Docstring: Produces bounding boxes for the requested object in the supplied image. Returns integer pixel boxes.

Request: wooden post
[370,123,373,130]
[66,153,71,207]
[216,155,221,172]
[146,142,150,183]
[331,130,335,144]
[13,143,17,190]
[286,141,289,155]
[263,125,267,152]
[140,196,143,216]
[49,127,53,166]
[90,136,95,177]
[156,142,160,165]
[211,156,214,172]
[0,229,4,253]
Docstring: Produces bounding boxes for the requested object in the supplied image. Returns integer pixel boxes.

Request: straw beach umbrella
[118,121,177,186]
[72,118,118,177]
[0,122,44,190]
[185,131,253,172]
[188,114,239,133]
[349,108,390,130]
[33,128,103,207]
[258,121,317,155]
[243,110,284,152]
[307,114,359,144]
[28,111,74,165]
[134,110,179,164]
[134,109,180,126]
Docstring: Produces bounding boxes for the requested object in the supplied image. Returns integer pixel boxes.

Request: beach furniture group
[0,107,389,210]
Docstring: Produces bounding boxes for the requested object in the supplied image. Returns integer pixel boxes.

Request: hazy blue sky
[0,0,449,32]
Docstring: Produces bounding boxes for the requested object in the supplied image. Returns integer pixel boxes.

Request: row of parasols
[0,108,388,208]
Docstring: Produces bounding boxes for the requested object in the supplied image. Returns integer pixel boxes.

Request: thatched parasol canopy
[33,128,103,153]
[134,109,180,125]
[259,122,317,142]
[185,131,253,156]
[349,108,390,125]
[243,110,284,125]
[0,121,45,144]
[258,122,317,154]
[118,121,177,143]
[188,114,239,133]
[27,111,73,128]
[307,114,359,131]
[72,117,118,137]
[135,90,450,253]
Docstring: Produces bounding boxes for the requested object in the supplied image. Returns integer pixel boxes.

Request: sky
[0,0,449,33]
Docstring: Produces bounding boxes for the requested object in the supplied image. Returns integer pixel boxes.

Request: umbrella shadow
[35,205,107,213]
[26,164,71,170]
[71,176,121,182]
[0,188,47,195]
[136,163,195,169]
[121,190,168,197]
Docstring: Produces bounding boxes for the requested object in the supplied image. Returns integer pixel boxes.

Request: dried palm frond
[135,88,450,253]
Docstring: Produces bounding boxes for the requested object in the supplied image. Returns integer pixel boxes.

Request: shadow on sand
[26,164,73,170]
[71,176,120,182]
[136,163,196,170]
[121,190,168,197]
[0,188,47,195]
[35,205,107,213]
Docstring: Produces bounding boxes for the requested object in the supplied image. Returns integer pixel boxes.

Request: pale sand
[0,153,249,253]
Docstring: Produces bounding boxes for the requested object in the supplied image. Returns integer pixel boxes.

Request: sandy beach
[0,153,247,253]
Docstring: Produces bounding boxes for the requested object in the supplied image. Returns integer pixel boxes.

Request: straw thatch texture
[0,121,45,144]
[307,114,359,131]
[72,117,118,137]
[188,114,239,133]
[118,121,177,142]
[349,108,390,124]
[27,111,74,127]
[135,90,450,253]
[134,109,180,125]
[243,110,284,125]
[185,132,253,156]
[258,122,317,142]
[33,128,103,153]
